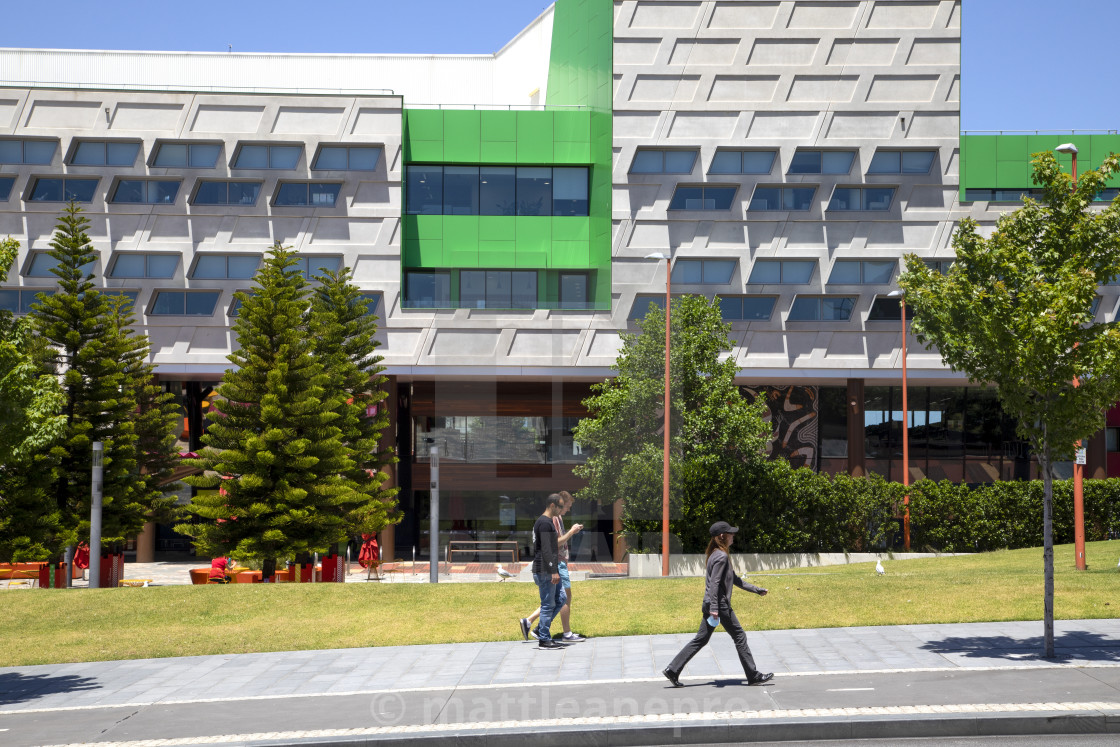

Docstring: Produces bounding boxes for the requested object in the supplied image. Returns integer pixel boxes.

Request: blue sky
[1,0,1116,132]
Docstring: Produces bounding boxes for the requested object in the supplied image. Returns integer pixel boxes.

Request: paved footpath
[1,619,1118,746]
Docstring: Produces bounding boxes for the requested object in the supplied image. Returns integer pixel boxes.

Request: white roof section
[0,5,553,107]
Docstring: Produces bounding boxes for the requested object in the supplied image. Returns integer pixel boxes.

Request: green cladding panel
[400,0,613,310]
[961,134,1120,199]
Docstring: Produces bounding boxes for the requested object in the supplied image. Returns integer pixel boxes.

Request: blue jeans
[533,572,566,640]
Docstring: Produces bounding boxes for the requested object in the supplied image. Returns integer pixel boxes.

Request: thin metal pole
[89,442,103,589]
[900,301,910,551]
[1070,150,1087,571]
[661,260,671,577]
[430,445,440,583]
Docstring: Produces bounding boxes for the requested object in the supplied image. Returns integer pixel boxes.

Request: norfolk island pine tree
[179,244,357,579]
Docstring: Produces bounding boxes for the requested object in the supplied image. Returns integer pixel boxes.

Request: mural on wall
[741,386,819,470]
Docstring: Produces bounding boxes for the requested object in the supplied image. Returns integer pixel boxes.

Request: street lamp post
[1056,143,1087,572]
[645,251,672,577]
[889,290,910,550]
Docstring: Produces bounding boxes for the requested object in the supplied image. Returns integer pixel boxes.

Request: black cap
[710,521,738,536]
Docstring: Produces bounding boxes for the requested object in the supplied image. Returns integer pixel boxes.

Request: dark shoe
[532,626,539,639]
[518,618,530,641]
[662,668,684,688]
[538,638,565,649]
[748,672,774,686]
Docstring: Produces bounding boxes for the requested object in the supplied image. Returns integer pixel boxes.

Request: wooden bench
[446,540,519,564]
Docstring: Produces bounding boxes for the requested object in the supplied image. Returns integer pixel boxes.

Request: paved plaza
[1,618,1118,745]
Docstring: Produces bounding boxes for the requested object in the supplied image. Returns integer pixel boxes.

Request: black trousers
[666,606,760,679]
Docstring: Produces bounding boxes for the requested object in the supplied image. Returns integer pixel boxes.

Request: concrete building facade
[1,0,1112,561]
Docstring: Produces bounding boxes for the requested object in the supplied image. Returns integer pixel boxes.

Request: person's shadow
[0,672,100,707]
[919,630,1120,663]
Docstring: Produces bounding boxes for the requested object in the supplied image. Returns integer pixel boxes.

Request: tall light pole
[889,290,910,550]
[645,251,672,577]
[1056,142,1087,571]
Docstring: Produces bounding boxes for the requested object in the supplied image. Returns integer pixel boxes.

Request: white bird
[497,566,514,581]
[875,560,885,576]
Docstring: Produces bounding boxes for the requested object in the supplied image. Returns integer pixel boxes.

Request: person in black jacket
[531,493,567,650]
[662,521,773,687]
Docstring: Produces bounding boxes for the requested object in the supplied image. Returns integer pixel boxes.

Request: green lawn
[1,540,1117,667]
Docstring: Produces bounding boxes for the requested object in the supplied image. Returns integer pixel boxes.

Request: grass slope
[1,540,1117,667]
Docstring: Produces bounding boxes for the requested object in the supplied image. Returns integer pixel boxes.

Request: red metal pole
[901,296,910,551]
[662,260,671,577]
[1070,150,1087,570]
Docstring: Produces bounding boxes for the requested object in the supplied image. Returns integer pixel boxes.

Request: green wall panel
[962,134,1120,198]
[400,0,612,308]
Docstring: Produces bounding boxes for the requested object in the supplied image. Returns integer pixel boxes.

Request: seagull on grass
[875,560,885,576]
[497,566,514,581]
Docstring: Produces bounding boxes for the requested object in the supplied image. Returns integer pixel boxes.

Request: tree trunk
[1041,433,1055,659]
[262,557,277,583]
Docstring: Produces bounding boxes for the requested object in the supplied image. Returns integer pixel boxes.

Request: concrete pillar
[135,522,156,562]
[846,378,865,477]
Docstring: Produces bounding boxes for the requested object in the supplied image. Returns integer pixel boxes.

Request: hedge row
[646,460,1120,553]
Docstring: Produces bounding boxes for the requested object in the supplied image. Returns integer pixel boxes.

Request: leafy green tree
[0,237,66,561]
[310,269,399,542]
[179,244,357,578]
[900,151,1120,657]
[573,295,771,552]
[30,204,153,550]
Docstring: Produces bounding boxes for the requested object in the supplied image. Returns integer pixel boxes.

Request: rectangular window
[357,292,383,316]
[109,253,178,278]
[111,180,180,204]
[924,259,954,275]
[153,142,222,168]
[708,150,775,175]
[293,255,342,281]
[828,260,896,284]
[406,165,588,217]
[460,270,537,309]
[553,167,589,216]
[274,182,341,207]
[233,144,302,169]
[788,150,855,175]
[749,186,815,211]
[26,252,96,278]
[668,185,737,210]
[867,297,914,321]
[827,187,895,211]
[788,296,856,321]
[443,166,480,215]
[312,145,381,171]
[28,177,98,203]
[149,290,220,316]
[867,150,936,174]
[0,177,13,201]
[559,272,589,309]
[748,260,815,284]
[717,295,776,321]
[70,141,141,167]
[192,181,262,206]
[0,288,54,314]
[963,188,1044,202]
[628,294,668,320]
[0,139,57,165]
[480,166,516,216]
[404,269,452,308]
[671,258,736,284]
[191,254,260,280]
[630,149,698,174]
[516,167,551,216]
[406,166,444,215]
